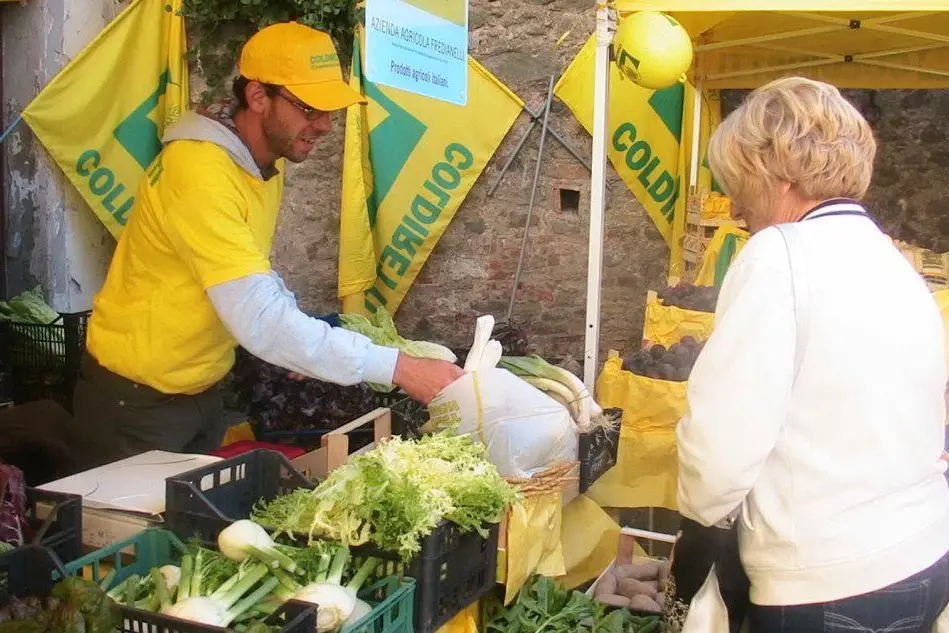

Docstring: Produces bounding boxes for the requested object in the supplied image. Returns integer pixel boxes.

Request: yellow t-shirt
[87,140,285,395]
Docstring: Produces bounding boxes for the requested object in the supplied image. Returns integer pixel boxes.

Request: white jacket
[677,200,949,606]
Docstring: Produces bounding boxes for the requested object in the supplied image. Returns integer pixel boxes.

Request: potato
[594,571,618,598]
[642,580,660,593]
[596,594,632,608]
[658,559,671,589]
[617,535,636,566]
[655,592,666,609]
[613,560,661,581]
[618,577,659,599]
[629,594,662,614]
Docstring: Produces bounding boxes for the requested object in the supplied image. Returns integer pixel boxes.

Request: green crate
[344,576,415,633]
[65,528,415,633]
[64,527,185,584]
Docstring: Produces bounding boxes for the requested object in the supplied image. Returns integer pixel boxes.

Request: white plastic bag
[680,566,732,633]
[425,315,578,478]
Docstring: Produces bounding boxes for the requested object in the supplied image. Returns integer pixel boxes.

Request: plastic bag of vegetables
[425,315,578,478]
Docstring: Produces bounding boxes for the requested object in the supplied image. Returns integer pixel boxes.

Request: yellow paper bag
[436,602,480,633]
[221,421,255,447]
[560,495,621,589]
[502,493,566,604]
[701,192,732,220]
[587,356,689,510]
[642,290,715,348]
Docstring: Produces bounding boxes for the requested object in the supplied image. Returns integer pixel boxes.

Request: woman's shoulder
[724,226,791,278]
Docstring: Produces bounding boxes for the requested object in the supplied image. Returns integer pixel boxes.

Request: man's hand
[393,354,464,405]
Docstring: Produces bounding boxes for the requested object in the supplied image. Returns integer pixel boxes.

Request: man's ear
[245,81,271,114]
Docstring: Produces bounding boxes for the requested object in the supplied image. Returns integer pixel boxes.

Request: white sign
[365,0,469,105]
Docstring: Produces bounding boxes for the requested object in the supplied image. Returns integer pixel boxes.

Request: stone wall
[1,0,118,311]
[273,0,668,362]
[271,6,949,361]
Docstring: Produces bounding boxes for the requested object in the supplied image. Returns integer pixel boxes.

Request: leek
[499,355,602,429]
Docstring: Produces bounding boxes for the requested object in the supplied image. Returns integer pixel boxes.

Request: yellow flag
[555,34,686,246]
[21,0,189,238]
[554,34,721,277]
[339,28,523,315]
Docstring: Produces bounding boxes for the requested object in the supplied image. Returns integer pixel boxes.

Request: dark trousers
[665,518,750,633]
[72,354,226,471]
[751,550,949,633]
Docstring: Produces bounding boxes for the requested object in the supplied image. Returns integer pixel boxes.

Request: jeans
[750,550,949,633]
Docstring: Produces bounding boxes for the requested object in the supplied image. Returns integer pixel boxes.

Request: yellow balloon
[613,11,694,90]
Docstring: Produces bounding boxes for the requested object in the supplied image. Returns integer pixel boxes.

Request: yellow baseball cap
[239,22,366,111]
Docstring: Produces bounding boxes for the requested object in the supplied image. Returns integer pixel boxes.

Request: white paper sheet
[38,450,221,516]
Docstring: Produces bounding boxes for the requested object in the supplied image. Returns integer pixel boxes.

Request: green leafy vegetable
[253,429,519,559]
[0,577,121,633]
[484,576,660,633]
[340,308,457,375]
[0,287,66,364]
[0,287,59,326]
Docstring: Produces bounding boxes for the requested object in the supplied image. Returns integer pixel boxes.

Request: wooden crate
[683,189,745,282]
[291,407,393,479]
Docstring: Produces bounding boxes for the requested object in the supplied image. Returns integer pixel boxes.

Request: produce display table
[5,388,632,633]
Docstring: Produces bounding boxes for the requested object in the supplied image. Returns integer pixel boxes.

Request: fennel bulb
[219,519,300,574]
[288,546,380,632]
[160,565,181,591]
[163,597,229,625]
[161,561,279,627]
[343,599,373,630]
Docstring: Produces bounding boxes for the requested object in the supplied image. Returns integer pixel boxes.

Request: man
[72,22,462,469]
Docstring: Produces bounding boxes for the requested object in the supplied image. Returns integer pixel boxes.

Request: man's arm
[677,231,796,526]
[207,272,399,386]
[162,179,462,402]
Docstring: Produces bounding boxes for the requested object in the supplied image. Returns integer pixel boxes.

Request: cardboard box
[586,527,675,597]
[37,450,220,551]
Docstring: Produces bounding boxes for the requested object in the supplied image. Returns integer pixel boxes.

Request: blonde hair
[708,77,877,213]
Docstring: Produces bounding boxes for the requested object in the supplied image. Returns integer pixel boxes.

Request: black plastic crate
[578,408,623,493]
[166,449,500,633]
[165,449,311,542]
[0,311,89,412]
[0,371,13,408]
[114,598,316,633]
[375,391,427,437]
[24,487,83,565]
[357,520,500,633]
[0,544,64,607]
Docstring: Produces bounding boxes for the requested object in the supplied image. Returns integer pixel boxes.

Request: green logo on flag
[353,41,428,228]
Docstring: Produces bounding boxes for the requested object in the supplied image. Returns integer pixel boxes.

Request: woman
[676,76,949,632]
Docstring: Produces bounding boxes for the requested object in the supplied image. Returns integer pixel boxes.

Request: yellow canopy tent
[581,1,949,386]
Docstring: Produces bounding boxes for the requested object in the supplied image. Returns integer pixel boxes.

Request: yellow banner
[339,28,523,315]
[554,34,719,277]
[21,0,189,238]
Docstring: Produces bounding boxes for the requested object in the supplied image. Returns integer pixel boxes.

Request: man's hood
[161,111,263,180]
